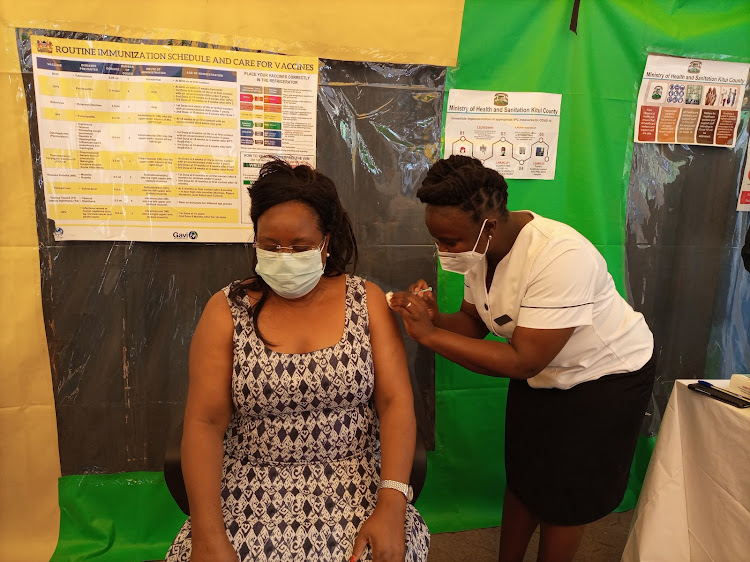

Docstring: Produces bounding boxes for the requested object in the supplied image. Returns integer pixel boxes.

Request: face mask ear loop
[471,218,490,253]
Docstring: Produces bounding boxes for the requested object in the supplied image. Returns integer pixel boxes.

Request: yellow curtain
[0,1,464,559]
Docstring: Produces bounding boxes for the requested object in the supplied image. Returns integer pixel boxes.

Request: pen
[412,287,432,294]
[697,380,748,400]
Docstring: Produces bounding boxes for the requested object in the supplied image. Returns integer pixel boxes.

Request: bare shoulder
[363,279,400,333]
[196,290,235,341]
[363,280,389,312]
[362,280,409,379]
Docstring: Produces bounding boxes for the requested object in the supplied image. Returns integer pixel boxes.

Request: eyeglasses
[252,238,326,254]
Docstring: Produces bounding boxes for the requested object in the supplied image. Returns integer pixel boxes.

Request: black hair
[229,159,358,344]
[416,155,509,222]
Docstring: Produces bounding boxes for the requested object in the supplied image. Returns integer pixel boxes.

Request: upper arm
[184,291,235,430]
[507,326,575,377]
[458,299,490,338]
[510,243,597,376]
[517,244,598,330]
[365,281,414,411]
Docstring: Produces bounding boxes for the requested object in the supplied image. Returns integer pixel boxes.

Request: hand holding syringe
[385,286,432,306]
[385,280,438,341]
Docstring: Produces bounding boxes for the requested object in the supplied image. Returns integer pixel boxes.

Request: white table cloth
[622,380,750,561]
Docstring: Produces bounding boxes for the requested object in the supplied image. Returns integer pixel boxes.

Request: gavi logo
[173,230,198,240]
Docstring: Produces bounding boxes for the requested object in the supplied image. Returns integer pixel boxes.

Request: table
[622,380,750,561]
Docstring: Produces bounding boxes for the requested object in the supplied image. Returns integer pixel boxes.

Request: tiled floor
[427,510,633,561]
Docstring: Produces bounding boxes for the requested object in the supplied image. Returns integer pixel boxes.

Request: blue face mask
[255,246,325,299]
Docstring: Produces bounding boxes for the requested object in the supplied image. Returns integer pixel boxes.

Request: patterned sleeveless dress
[166,275,430,561]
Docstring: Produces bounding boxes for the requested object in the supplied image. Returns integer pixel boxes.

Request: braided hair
[416,155,509,221]
[229,159,358,344]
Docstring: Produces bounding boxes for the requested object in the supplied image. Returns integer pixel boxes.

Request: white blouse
[463,212,653,389]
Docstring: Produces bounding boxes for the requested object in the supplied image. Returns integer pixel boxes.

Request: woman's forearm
[181,419,229,540]
[421,327,532,379]
[434,310,489,339]
[376,397,416,508]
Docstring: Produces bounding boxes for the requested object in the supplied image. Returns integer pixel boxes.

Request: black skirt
[505,356,655,526]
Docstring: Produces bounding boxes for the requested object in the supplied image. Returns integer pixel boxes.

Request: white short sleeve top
[463,212,653,389]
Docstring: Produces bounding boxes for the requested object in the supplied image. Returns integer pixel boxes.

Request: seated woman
[166,159,429,562]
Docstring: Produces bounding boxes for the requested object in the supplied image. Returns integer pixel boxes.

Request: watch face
[407,486,414,502]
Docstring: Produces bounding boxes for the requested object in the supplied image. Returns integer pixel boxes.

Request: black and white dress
[166,275,430,561]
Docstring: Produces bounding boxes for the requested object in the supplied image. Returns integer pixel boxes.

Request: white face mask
[437,219,491,275]
[255,246,325,299]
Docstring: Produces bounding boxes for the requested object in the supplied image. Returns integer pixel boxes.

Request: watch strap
[379,479,412,502]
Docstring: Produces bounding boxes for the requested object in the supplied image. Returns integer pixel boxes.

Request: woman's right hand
[191,535,238,562]
[408,279,438,322]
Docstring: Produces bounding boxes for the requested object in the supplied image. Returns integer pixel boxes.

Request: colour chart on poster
[31,36,318,242]
[444,89,561,180]
[635,55,749,148]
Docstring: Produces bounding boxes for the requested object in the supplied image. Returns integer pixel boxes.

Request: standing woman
[390,155,654,562]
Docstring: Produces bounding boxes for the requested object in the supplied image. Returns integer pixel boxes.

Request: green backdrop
[414,0,750,533]
[51,0,750,558]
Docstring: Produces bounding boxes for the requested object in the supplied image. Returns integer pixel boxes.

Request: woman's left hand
[389,291,435,344]
[351,494,406,561]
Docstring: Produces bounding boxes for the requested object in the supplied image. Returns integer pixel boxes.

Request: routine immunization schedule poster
[30,36,318,242]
